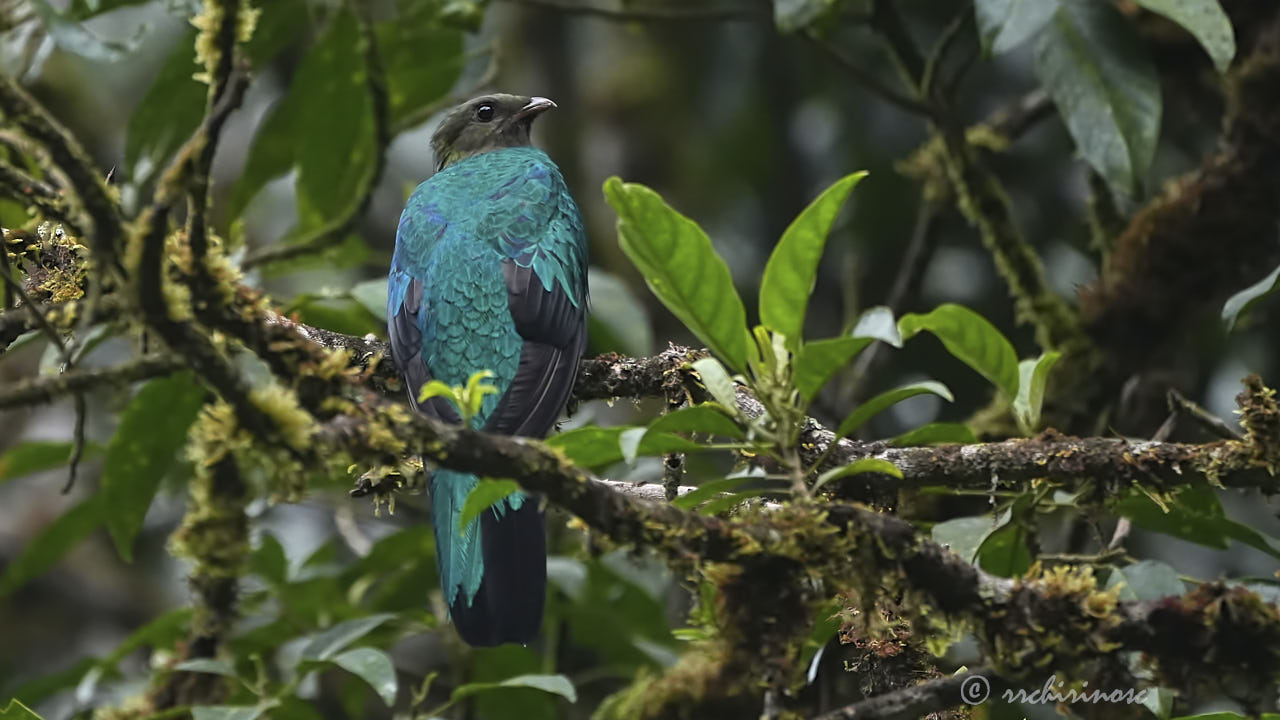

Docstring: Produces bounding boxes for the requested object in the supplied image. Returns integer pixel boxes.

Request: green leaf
[586,268,653,357]
[1012,351,1060,436]
[451,673,577,704]
[32,0,145,63]
[604,178,750,372]
[301,613,396,661]
[1105,560,1185,602]
[670,476,758,511]
[793,337,873,402]
[759,172,866,349]
[647,404,743,439]
[837,381,953,438]
[99,607,193,672]
[975,0,1059,53]
[0,442,84,483]
[244,0,307,68]
[330,647,398,707]
[1132,0,1234,72]
[976,522,1033,577]
[1117,483,1225,544]
[549,426,697,470]
[1,699,44,720]
[812,458,902,493]
[890,422,978,446]
[125,30,206,184]
[691,357,739,412]
[228,91,303,219]
[192,705,274,720]
[458,480,522,535]
[102,372,206,562]
[932,516,997,563]
[376,16,464,129]
[1222,263,1280,331]
[0,495,101,597]
[251,532,289,584]
[699,488,776,515]
[295,10,376,228]
[349,279,390,323]
[850,305,901,348]
[173,659,238,676]
[774,0,835,32]
[899,304,1019,400]
[548,427,630,469]
[1034,0,1161,194]
[1171,715,1251,720]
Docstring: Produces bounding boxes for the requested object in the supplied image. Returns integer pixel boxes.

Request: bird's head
[430,93,557,171]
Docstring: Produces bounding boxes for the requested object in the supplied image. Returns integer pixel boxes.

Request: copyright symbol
[960,674,990,705]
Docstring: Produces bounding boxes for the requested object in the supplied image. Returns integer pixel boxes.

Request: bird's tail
[430,469,547,647]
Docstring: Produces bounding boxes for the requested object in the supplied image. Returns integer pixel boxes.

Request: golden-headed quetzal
[387,94,588,646]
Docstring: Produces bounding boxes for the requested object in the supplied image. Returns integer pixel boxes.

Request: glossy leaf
[295,9,376,227]
[890,422,978,446]
[458,480,522,534]
[850,305,901,348]
[812,458,902,493]
[1222,263,1280,331]
[975,0,1059,54]
[976,522,1033,577]
[1114,484,1245,552]
[587,268,653,357]
[0,441,84,483]
[647,404,743,439]
[173,659,237,677]
[899,304,1019,400]
[103,372,206,562]
[451,673,577,704]
[548,426,698,470]
[670,476,757,511]
[125,30,205,184]
[759,172,866,349]
[376,15,464,128]
[1034,0,1161,194]
[793,336,872,401]
[837,381,953,438]
[1133,0,1234,72]
[774,0,835,32]
[0,700,42,720]
[605,178,750,372]
[32,0,145,63]
[192,706,274,720]
[228,90,303,219]
[331,647,398,707]
[932,516,996,564]
[1105,560,1185,602]
[1013,351,1060,436]
[0,495,101,597]
[691,357,739,412]
[301,613,396,661]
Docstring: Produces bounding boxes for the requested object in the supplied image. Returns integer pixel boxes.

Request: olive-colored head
[430,93,557,171]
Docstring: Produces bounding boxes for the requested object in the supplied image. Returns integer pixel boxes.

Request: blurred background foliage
[1,0,1279,718]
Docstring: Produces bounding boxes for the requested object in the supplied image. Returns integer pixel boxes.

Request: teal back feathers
[387,96,588,646]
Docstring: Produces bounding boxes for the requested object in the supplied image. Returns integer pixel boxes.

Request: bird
[386,94,589,646]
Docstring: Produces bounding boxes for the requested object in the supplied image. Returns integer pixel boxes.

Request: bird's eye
[475,104,495,122]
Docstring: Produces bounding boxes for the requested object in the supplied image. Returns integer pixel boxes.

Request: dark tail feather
[448,500,547,647]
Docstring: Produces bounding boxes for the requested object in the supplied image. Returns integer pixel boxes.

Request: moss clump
[592,643,757,720]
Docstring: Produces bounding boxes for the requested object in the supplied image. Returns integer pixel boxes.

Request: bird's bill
[513,97,557,121]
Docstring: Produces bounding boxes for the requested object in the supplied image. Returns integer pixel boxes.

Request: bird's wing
[481,158,589,438]
[387,267,462,424]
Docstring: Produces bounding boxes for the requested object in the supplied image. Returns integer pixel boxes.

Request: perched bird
[387,94,589,646]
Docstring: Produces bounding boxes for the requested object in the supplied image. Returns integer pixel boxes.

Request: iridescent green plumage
[387,95,588,646]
